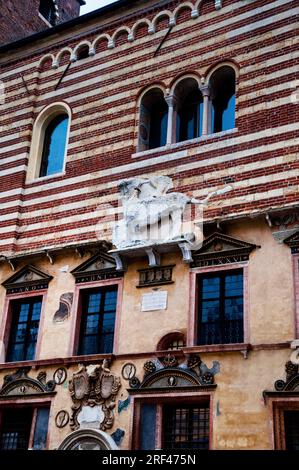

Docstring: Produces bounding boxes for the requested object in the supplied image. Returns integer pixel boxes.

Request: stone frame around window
[26,102,71,183]
[0,290,48,365]
[188,263,249,348]
[68,278,124,357]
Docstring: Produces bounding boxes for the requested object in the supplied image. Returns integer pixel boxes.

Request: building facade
[0,0,299,450]
[0,0,84,46]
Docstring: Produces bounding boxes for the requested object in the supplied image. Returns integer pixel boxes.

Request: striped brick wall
[0,0,298,256]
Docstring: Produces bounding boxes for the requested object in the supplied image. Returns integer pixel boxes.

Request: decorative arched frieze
[91,33,111,53]
[38,53,55,70]
[152,10,175,30]
[54,47,73,68]
[173,2,195,22]
[112,26,131,45]
[73,41,92,61]
[130,19,152,41]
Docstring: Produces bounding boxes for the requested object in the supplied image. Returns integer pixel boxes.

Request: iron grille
[163,405,209,450]
[0,409,33,450]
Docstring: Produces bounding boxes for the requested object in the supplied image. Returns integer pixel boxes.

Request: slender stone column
[165,94,177,145]
[200,85,211,136]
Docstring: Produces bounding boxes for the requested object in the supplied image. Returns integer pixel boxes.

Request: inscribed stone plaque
[141,291,168,311]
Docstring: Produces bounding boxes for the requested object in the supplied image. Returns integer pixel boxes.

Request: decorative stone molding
[137,265,174,288]
[191,232,258,268]
[128,354,219,393]
[2,265,53,294]
[40,1,225,69]
[284,230,299,254]
[0,368,55,397]
[69,361,121,432]
[71,252,123,283]
[53,293,73,322]
[58,429,119,450]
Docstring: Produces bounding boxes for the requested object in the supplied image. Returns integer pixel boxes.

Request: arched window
[209,66,236,133]
[138,88,168,151]
[157,332,186,351]
[175,78,203,142]
[39,114,68,177]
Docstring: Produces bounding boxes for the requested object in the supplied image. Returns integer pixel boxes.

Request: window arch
[209,65,236,133]
[58,429,119,450]
[27,103,71,182]
[174,77,203,142]
[138,88,168,151]
[157,331,186,351]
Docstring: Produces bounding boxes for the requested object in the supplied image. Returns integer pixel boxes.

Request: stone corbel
[145,248,161,267]
[5,257,17,272]
[111,253,127,271]
[45,250,54,265]
[215,0,222,9]
[179,242,193,263]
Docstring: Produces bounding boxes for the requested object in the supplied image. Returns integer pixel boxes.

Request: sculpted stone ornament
[69,362,121,431]
[112,176,231,249]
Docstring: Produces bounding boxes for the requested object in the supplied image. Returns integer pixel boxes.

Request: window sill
[183,343,250,355]
[26,171,66,185]
[132,128,238,159]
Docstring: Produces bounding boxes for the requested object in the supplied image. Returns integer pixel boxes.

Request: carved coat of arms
[69,361,121,431]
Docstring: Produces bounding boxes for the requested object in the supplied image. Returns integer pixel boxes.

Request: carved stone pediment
[71,252,123,283]
[284,231,299,253]
[69,362,121,431]
[0,368,55,397]
[128,354,219,393]
[191,232,258,267]
[2,265,53,294]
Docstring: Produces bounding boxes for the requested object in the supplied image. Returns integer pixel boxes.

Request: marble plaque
[141,291,168,311]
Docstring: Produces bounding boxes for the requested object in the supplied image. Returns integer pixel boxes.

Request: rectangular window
[0,407,50,450]
[78,286,118,355]
[7,297,42,362]
[197,270,243,345]
[137,401,210,450]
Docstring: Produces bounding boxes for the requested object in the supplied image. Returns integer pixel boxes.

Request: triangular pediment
[284,231,299,253]
[2,265,53,294]
[192,232,258,267]
[71,252,122,283]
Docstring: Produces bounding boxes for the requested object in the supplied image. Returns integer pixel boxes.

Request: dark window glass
[140,404,157,450]
[163,405,209,450]
[39,0,56,25]
[78,287,118,355]
[40,114,68,177]
[7,297,42,362]
[139,89,168,151]
[198,270,243,345]
[32,408,50,450]
[0,409,33,450]
[177,89,203,142]
[210,66,236,133]
[284,411,299,450]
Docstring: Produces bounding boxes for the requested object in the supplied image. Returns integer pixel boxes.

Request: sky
[80,0,119,15]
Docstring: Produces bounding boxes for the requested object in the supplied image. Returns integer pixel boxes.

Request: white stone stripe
[0,164,27,176]
[2,11,297,111]
[3,184,298,247]
[0,122,298,205]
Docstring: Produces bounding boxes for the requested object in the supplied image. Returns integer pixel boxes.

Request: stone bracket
[145,248,161,267]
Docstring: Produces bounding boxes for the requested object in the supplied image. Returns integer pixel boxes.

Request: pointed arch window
[39,114,68,177]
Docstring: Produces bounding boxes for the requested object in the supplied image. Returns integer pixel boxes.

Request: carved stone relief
[69,361,121,431]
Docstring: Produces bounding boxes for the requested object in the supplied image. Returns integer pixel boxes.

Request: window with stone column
[138,88,168,151]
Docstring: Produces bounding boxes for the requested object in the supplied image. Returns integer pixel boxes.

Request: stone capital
[165,94,178,108]
[199,85,211,98]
